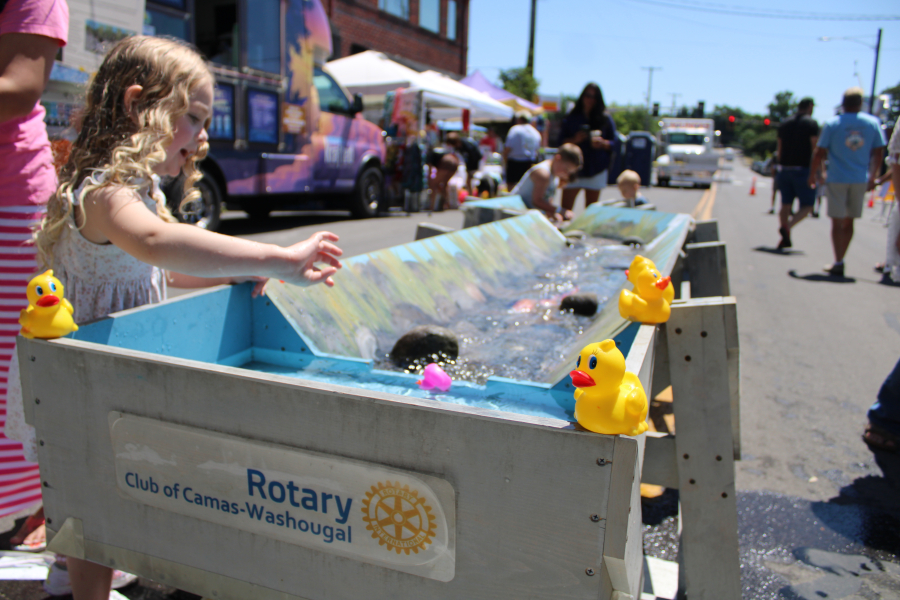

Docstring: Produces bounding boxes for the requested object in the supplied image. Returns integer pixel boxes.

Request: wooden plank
[600,436,639,599]
[641,433,678,489]
[692,220,719,243]
[650,326,670,399]
[724,299,741,460]
[415,223,455,240]
[21,335,638,600]
[684,242,730,298]
[665,299,741,599]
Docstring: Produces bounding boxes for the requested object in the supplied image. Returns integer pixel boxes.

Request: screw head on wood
[585,568,596,576]
[590,514,600,522]
[596,458,611,466]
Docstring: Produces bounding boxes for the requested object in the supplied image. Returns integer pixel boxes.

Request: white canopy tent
[326,50,423,96]
[325,51,513,123]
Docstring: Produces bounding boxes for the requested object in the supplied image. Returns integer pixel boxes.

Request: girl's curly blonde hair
[36,35,214,266]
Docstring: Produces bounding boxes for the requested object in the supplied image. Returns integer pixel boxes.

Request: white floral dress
[6,171,168,461]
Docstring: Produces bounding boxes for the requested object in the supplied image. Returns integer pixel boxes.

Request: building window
[446,0,457,40]
[144,6,189,40]
[379,0,409,20]
[246,0,280,74]
[419,0,439,33]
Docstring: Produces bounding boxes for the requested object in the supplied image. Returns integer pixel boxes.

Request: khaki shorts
[826,182,867,219]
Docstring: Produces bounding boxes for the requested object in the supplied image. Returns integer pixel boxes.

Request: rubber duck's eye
[49,282,57,293]
[589,356,597,370]
[576,355,581,368]
[35,285,43,296]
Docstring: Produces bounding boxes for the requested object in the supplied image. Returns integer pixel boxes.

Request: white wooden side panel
[21,338,639,600]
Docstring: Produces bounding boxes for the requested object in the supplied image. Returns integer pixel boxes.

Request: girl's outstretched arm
[81,187,342,287]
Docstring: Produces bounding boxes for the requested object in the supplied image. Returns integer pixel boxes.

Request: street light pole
[819,30,883,114]
[869,28,882,114]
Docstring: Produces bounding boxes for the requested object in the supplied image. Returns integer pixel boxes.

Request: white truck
[654,118,719,188]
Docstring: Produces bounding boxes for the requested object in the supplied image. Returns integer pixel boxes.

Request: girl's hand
[591,137,610,150]
[230,276,268,297]
[282,231,343,287]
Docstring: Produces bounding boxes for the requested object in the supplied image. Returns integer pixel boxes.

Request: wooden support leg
[684,241,730,298]
[666,298,741,600]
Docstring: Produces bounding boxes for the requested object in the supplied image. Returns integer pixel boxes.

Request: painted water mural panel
[267,208,692,386]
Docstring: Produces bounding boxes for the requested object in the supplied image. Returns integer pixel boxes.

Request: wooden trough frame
[16,218,740,600]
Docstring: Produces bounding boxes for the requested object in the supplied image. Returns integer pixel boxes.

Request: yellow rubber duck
[626,255,674,304]
[619,265,672,324]
[569,340,648,436]
[19,270,78,339]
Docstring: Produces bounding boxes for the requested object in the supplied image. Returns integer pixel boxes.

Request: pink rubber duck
[417,363,452,392]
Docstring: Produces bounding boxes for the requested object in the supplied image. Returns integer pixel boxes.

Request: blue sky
[467,0,900,123]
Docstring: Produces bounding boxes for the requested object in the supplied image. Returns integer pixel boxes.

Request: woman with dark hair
[558,82,619,212]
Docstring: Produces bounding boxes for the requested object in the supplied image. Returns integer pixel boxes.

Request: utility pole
[642,67,662,112]
[869,28,882,114]
[669,92,682,116]
[526,0,537,77]
[642,67,661,129]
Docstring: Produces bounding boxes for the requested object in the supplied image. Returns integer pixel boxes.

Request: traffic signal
[763,118,771,126]
[652,102,660,117]
[728,115,736,123]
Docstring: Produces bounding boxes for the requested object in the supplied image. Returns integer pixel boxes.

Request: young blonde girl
[8,36,343,600]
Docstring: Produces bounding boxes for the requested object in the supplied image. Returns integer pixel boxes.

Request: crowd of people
[423,81,654,222]
[768,86,899,459]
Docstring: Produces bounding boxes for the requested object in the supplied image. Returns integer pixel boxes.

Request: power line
[623,0,900,21]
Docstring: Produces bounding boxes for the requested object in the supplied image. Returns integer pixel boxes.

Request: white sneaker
[109,591,130,600]
[43,561,138,596]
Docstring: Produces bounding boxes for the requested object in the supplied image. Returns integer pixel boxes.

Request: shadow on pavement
[752,246,805,256]
[788,270,856,284]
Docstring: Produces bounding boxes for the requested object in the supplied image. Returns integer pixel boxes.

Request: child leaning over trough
[6,36,343,600]
[511,143,583,222]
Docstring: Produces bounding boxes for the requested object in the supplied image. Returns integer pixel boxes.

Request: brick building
[322,0,469,77]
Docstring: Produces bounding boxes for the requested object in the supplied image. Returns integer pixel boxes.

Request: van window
[313,68,351,114]
[419,0,439,33]
[195,0,239,69]
[247,1,280,74]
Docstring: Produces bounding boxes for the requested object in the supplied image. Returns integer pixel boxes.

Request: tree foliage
[610,105,659,135]
[767,91,797,122]
[498,67,540,103]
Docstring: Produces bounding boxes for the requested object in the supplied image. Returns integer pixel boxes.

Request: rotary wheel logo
[362,481,437,555]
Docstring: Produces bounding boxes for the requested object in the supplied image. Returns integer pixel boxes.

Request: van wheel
[172,170,222,231]
[350,166,384,218]
[657,178,669,187]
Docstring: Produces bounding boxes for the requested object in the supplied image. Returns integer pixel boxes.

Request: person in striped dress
[0,0,69,550]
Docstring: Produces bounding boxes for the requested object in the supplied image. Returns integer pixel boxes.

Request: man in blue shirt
[810,87,886,277]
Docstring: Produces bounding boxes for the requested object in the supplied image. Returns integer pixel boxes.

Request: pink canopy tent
[460,70,543,115]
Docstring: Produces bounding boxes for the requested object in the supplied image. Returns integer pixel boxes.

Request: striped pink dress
[0,0,70,527]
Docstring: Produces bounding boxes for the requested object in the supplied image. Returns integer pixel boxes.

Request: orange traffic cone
[749,177,757,196]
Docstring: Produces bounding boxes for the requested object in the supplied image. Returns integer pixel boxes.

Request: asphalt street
[1,157,898,599]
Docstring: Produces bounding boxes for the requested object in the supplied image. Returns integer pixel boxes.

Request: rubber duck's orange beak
[570,369,595,388]
[624,269,630,278]
[36,295,59,307]
[655,276,671,290]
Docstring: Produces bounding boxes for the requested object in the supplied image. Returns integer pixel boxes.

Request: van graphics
[110,413,455,581]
